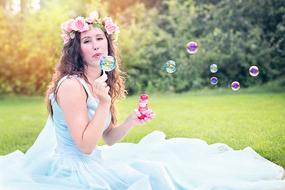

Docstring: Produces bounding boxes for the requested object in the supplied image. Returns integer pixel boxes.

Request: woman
[46,11,148,155]
[0,11,285,190]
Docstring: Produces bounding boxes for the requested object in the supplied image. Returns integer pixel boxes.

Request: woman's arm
[57,76,110,154]
[103,111,142,145]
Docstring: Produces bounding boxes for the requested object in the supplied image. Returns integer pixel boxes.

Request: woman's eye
[83,40,90,44]
[97,38,103,41]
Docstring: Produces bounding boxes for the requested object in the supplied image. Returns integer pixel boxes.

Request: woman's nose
[92,42,99,50]
[92,45,99,50]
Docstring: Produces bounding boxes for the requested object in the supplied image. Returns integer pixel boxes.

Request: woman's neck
[85,65,102,85]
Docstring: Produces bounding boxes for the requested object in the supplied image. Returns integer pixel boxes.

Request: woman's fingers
[94,81,108,90]
[135,109,155,123]
[135,109,141,117]
[92,74,111,104]
[95,72,108,83]
[105,86,110,92]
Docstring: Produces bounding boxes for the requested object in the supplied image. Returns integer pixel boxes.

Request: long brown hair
[45,27,126,126]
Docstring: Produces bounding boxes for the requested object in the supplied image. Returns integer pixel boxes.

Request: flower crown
[60,11,120,45]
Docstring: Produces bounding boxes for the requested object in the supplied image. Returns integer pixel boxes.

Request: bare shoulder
[56,77,86,104]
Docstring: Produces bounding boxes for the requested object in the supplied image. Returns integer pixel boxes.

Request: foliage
[0,0,284,95]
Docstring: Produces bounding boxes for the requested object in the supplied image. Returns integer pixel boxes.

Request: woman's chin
[88,61,99,67]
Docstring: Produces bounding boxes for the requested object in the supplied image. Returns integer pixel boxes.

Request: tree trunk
[20,0,29,14]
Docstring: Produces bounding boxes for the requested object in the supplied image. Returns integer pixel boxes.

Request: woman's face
[80,26,108,68]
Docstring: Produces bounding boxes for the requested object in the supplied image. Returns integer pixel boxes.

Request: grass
[0,89,284,168]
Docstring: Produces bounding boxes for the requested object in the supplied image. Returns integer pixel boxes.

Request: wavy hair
[45,28,126,126]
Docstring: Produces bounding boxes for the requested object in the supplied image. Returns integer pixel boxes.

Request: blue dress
[0,75,285,190]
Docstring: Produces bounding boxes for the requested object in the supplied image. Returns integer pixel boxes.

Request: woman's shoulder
[57,75,86,99]
[63,77,81,87]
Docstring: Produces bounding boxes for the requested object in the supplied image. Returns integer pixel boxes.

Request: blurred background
[0,0,284,95]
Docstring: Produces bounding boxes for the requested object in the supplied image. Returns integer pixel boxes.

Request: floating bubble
[249,66,259,77]
[210,77,218,85]
[231,81,240,91]
[99,56,116,72]
[210,64,218,73]
[186,41,198,54]
[164,60,176,73]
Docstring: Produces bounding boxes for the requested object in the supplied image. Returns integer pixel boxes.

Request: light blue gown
[0,75,285,190]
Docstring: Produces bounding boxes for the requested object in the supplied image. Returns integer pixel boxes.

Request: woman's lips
[93,53,103,58]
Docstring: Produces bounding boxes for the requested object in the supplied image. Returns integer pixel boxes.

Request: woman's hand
[125,109,155,128]
[93,73,111,106]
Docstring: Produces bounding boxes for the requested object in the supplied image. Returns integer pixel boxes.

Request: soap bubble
[99,56,116,72]
[249,66,259,77]
[210,64,218,73]
[231,81,240,91]
[210,77,218,85]
[164,60,176,74]
[186,41,198,54]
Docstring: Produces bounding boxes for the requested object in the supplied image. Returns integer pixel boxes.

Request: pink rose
[85,17,93,24]
[86,11,99,23]
[71,16,89,32]
[104,17,120,34]
[61,34,70,45]
[61,19,74,33]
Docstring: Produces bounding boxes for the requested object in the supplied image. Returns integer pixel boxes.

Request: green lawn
[0,90,285,168]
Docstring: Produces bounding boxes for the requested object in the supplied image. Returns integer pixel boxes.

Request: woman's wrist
[99,101,111,109]
[124,118,136,129]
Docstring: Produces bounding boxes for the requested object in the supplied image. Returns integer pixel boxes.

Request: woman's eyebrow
[81,36,91,40]
[81,34,103,40]
[95,34,104,37]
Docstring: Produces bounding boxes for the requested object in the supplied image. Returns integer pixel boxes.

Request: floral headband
[60,11,120,45]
